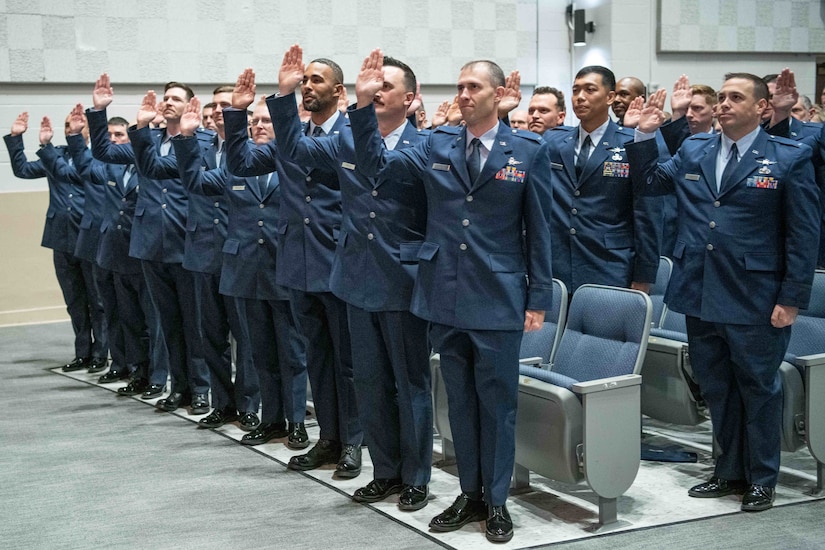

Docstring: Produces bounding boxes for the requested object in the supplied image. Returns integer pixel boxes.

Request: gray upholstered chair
[432,279,569,465]
[513,284,652,530]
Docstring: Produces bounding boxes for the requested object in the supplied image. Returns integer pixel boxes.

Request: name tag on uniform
[603,161,629,178]
[232,185,246,191]
[550,162,564,170]
[107,180,117,187]
[341,162,356,171]
[432,163,451,171]
[685,173,700,181]
[747,176,778,189]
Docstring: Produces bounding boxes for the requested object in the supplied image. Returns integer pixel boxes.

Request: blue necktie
[312,125,324,137]
[575,135,592,179]
[467,138,481,183]
[720,143,739,190]
[257,174,269,195]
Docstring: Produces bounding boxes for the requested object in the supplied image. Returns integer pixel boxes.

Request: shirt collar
[466,123,499,155]
[309,110,341,137]
[383,120,408,151]
[720,125,761,161]
[579,118,610,150]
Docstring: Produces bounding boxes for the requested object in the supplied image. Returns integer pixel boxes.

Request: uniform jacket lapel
[561,131,578,186]
[471,122,513,193]
[699,135,721,197]
[719,129,770,197]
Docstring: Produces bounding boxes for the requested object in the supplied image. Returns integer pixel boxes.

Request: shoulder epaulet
[433,125,462,135]
[508,128,543,143]
[767,134,805,147]
[686,133,714,142]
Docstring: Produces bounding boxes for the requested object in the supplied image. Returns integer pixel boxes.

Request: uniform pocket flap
[489,253,525,273]
[744,253,782,272]
[276,218,289,235]
[400,241,423,262]
[222,239,240,255]
[417,241,439,261]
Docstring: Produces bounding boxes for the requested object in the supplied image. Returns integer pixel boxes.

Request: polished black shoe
[239,412,260,431]
[288,439,341,471]
[199,407,239,429]
[190,393,210,415]
[429,493,487,532]
[140,384,166,400]
[688,477,747,498]
[335,444,362,478]
[98,369,129,384]
[62,357,90,372]
[287,422,309,449]
[157,391,191,412]
[741,484,775,512]
[117,378,149,396]
[486,505,513,543]
[240,422,288,446]
[399,485,429,511]
[352,478,403,503]
[87,357,109,373]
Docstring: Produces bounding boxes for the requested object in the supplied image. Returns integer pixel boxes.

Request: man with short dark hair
[225,58,362,477]
[527,86,566,134]
[350,50,553,544]
[629,72,820,512]
[202,102,217,131]
[613,76,646,126]
[543,66,660,293]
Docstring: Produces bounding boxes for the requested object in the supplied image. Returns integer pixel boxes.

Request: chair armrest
[794,353,825,367]
[572,374,642,395]
[519,356,543,366]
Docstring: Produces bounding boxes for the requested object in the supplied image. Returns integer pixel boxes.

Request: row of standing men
[5,45,824,543]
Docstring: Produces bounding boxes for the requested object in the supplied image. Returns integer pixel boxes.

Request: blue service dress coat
[543,121,661,291]
[4,134,85,254]
[627,127,820,323]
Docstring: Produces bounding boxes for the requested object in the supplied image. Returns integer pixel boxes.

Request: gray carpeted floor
[1,321,823,550]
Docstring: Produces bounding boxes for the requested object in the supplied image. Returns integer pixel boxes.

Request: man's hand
[430,101,450,128]
[135,91,158,129]
[524,310,546,332]
[771,304,798,328]
[630,281,651,294]
[670,74,691,120]
[278,44,305,97]
[232,68,257,110]
[446,95,463,125]
[10,112,29,136]
[180,97,201,137]
[92,73,114,110]
[498,70,522,118]
[770,67,798,124]
[637,88,667,133]
[622,95,643,129]
[68,104,86,134]
[355,48,384,109]
[39,116,54,145]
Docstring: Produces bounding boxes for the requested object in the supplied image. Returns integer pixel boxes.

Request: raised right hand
[93,73,114,110]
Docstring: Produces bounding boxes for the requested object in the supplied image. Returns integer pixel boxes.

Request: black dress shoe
[399,485,429,511]
[352,478,403,503]
[87,357,109,373]
[190,393,210,415]
[98,370,130,384]
[486,505,513,543]
[688,477,747,498]
[239,412,260,431]
[240,422,288,445]
[117,378,149,396]
[199,407,239,428]
[287,422,309,449]
[140,384,166,400]
[429,493,487,532]
[335,444,362,478]
[157,392,191,412]
[62,357,90,372]
[288,439,341,471]
[741,484,775,512]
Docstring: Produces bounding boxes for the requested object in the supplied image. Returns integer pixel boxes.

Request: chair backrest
[649,256,673,328]
[519,279,569,365]
[786,270,825,359]
[655,309,687,338]
[551,284,652,383]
